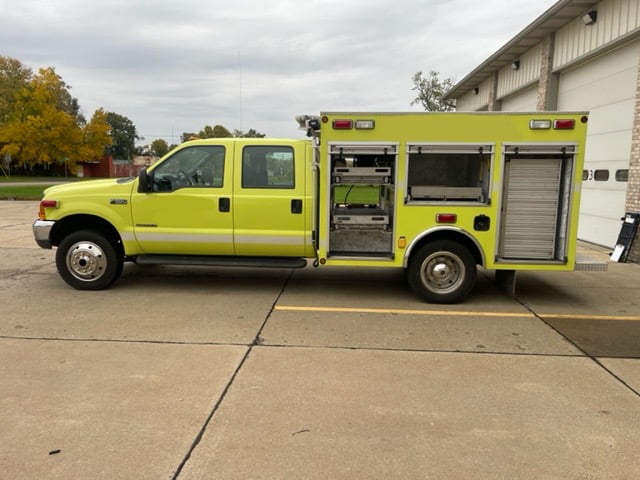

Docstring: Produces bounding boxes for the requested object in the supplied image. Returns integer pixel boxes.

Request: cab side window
[152,145,225,192]
[242,146,294,188]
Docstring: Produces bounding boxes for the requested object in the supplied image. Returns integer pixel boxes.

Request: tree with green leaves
[0,56,32,125]
[181,124,266,143]
[234,128,266,138]
[150,138,170,157]
[199,124,233,138]
[105,112,138,159]
[180,132,198,143]
[410,70,456,112]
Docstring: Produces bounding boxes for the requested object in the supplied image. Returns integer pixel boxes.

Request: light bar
[529,119,551,130]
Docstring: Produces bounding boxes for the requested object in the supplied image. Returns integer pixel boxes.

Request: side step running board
[575,253,608,271]
[135,255,307,269]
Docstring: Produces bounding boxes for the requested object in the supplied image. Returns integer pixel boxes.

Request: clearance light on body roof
[355,120,375,130]
[332,119,376,130]
[529,119,576,130]
[332,119,353,129]
[553,119,575,130]
[529,119,551,130]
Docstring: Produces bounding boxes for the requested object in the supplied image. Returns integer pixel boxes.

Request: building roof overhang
[443,0,598,100]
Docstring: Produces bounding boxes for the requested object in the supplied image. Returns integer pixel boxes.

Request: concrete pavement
[1,201,639,479]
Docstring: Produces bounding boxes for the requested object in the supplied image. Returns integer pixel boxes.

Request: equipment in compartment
[333,205,389,226]
[332,166,392,184]
[328,144,397,256]
[406,144,492,204]
[409,185,484,202]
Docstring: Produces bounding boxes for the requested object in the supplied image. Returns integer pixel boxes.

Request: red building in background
[79,155,156,178]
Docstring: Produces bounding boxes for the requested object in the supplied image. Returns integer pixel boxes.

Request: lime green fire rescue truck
[33,112,597,303]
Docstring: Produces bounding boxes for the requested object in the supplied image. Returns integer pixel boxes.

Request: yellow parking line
[275,305,532,318]
[274,305,640,321]
[542,313,640,321]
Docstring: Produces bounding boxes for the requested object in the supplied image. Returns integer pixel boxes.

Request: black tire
[55,230,123,290]
[406,240,476,304]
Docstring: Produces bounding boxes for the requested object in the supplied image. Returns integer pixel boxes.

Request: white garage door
[500,84,538,111]
[557,39,639,248]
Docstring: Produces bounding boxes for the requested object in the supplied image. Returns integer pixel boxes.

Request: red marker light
[553,119,575,130]
[436,213,457,224]
[332,119,353,129]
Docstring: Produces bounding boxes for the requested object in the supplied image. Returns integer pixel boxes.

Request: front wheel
[406,241,476,304]
[56,230,123,290]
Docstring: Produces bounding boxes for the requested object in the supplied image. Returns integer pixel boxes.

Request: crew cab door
[233,143,308,256]
[130,144,234,255]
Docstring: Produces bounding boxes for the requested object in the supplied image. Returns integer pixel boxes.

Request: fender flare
[403,226,486,268]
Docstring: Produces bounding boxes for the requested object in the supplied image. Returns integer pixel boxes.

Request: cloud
[0,0,553,142]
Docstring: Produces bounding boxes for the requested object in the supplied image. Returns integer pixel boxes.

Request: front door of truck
[130,144,234,255]
[232,143,308,256]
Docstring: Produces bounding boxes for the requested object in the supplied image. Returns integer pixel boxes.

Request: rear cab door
[232,140,311,257]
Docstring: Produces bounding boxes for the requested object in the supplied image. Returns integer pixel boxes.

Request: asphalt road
[1,201,639,479]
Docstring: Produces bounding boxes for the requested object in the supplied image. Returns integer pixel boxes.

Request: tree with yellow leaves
[0,59,112,175]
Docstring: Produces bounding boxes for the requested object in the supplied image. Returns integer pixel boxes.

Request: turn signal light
[39,200,58,219]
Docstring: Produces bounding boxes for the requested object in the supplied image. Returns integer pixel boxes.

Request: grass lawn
[0,176,81,183]
[0,177,94,200]
[0,185,54,200]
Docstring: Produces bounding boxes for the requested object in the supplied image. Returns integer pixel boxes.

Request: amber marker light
[39,200,58,220]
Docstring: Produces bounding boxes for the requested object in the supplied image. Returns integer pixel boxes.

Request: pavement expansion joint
[515,297,640,399]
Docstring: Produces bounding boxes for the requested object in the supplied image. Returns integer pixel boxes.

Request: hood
[43,177,136,198]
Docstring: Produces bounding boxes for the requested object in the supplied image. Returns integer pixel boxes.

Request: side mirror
[137,168,153,193]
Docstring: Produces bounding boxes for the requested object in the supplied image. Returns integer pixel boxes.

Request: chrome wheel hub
[66,241,107,281]
[421,251,465,293]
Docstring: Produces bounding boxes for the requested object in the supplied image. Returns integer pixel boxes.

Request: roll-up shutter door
[499,158,562,260]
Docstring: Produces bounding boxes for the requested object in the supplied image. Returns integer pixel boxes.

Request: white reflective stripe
[120,232,136,242]
[135,232,233,243]
[133,232,307,246]
[234,235,305,246]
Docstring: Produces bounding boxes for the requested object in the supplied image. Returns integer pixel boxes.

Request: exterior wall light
[512,60,520,70]
[582,10,597,25]
[473,87,479,95]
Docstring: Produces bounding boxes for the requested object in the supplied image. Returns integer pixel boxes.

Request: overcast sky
[2,0,555,145]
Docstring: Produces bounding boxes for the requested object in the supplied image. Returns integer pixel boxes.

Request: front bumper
[32,220,55,249]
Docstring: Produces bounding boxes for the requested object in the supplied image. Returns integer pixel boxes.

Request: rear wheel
[407,240,476,303]
[56,230,123,290]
